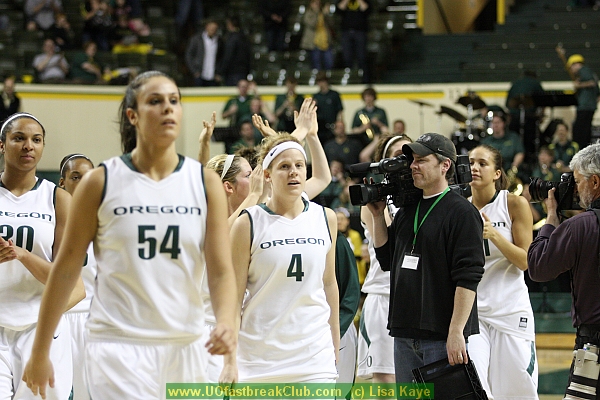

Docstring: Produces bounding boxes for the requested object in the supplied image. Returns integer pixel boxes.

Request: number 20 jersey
[0,179,56,330]
[238,201,337,382]
[87,155,208,343]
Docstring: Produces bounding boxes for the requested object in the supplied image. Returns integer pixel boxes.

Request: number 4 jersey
[88,154,208,343]
[0,178,57,330]
[237,201,337,382]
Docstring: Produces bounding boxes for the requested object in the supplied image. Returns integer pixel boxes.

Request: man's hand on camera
[544,187,560,227]
[365,200,386,217]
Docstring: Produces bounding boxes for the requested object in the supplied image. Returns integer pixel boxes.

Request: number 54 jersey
[238,201,337,382]
[88,154,208,343]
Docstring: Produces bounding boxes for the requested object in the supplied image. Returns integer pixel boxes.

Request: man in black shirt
[365,133,484,383]
[0,77,20,122]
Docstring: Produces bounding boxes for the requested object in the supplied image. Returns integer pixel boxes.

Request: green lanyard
[412,187,450,253]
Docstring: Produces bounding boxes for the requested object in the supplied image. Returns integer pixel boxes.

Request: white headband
[221,154,235,180]
[60,154,93,177]
[383,135,408,159]
[1,113,43,136]
[262,141,307,169]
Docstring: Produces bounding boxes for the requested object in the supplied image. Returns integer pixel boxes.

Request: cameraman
[528,143,600,394]
[365,133,485,383]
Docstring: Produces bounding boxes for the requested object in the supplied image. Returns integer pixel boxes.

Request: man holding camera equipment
[364,133,485,383]
[528,143,600,398]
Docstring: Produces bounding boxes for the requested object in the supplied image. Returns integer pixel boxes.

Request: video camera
[529,172,580,211]
[348,154,473,208]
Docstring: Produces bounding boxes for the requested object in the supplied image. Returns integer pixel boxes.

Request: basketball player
[357,133,412,386]
[0,113,85,400]
[21,71,238,399]
[468,144,538,398]
[59,153,96,400]
[230,134,340,383]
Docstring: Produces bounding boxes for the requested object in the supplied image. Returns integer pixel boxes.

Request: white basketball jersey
[360,226,390,295]
[0,179,56,330]
[87,155,208,343]
[68,243,97,313]
[238,201,337,382]
[475,190,535,340]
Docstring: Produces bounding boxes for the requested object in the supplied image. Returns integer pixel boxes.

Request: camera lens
[529,178,558,203]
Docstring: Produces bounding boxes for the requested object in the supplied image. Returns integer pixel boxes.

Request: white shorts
[65,312,90,400]
[85,336,208,400]
[469,320,538,400]
[357,294,394,379]
[337,324,357,397]
[204,324,224,383]
[0,317,72,400]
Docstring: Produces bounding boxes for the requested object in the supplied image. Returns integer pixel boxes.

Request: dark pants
[341,29,367,70]
[573,109,595,147]
[394,337,448,383]
[265,26,286,52]
[566,326,600,396]
[194,77,218,87]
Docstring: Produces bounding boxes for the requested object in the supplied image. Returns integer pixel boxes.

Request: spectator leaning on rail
[528,143,600,397]
[364,133,485,383]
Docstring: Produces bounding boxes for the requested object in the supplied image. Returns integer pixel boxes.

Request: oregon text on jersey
[112,205,203,215]
[259,237,327,249]
[0,210,53,221]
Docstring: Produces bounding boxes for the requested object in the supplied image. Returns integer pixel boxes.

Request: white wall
[13,80,583,171]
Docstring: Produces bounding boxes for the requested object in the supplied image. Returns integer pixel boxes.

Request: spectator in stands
[49,13,75,50]
[274,77,304,133]
[549,121,579,172]
[324,120,363,167]
[32,38,69,83]
[175,0,203,39]
[392,119,406,135]
[185,19,222,87]
[313,71,343,144]
[262,0,291,52]
[217,16,251,86]
[300,0,334,71]
[481,112,525,173]
[230,120,260,153]
[331,178,360,214]
[316,158,345,207]
[505,70,544,162]
[111,0,150,41]
[352,87,388,162]
[336,0,370,80]
[351,87,388,148]
[566,54,599,147]
[245,97,276,142]
[25,0,62,31]
[0,77,20,122]
[222,79,253,127]
[83,0,114,51]
[335,206,365,284]
[70,41,109,84]
[523,146,561,226]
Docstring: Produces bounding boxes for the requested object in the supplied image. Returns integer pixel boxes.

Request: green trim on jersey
[32,177,43,190]
[52,185,57,208]
[259,198,310,215]
[322,206,332,242]
[98,164,107,205]
[527,341,536,376]
[200,163,206,203]
[120,153,185,173]
[241,210,254,249]
[359,308,371,347]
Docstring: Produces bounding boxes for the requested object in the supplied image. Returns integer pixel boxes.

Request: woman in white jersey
[230,133,340,383]
[204,99,332,383]
[22,71,239,400]
[58,153,96,400]
[468,144,538,399]
[357,133,412,385]
[0,113,85,400]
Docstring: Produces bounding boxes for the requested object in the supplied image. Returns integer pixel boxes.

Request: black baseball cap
[402,133,457,162]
